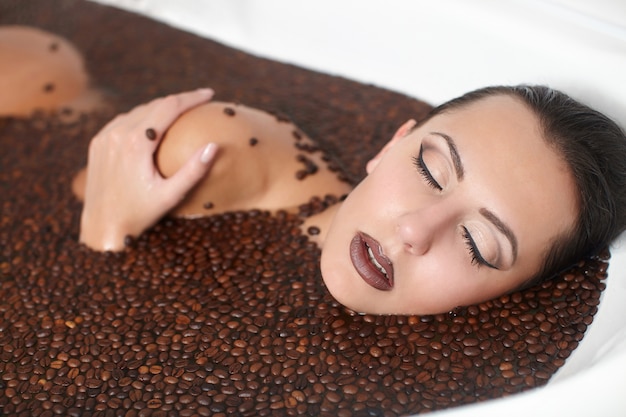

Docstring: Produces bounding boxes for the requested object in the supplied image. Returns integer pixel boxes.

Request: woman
[74,86,626,315]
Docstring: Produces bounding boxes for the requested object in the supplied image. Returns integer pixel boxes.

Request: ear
[366,119,417,174]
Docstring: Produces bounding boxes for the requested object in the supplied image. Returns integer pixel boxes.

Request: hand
[79,88,218,251]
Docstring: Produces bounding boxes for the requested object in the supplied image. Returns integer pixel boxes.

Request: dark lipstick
[350,232,394,291]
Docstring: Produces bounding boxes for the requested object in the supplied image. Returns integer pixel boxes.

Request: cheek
[401,259,475,312]
[347,170,419,223]
[397,250,513,314]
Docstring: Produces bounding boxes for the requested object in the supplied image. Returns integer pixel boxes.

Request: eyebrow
[430,131,464,180]
[480,207,519,263]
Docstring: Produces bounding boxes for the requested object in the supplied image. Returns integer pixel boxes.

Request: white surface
[91,0,626,122]
[89,1,626,415]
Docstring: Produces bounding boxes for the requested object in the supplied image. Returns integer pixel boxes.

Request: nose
[396,205,452,256]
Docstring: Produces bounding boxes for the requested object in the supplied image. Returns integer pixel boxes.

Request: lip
[350,232,394,291]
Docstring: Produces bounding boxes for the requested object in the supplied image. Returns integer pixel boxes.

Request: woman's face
[320,95,578,315]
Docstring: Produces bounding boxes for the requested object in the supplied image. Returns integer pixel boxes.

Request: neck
[300,201,342,248]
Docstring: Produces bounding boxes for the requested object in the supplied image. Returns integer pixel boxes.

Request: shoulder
[157,101,260,172]
[156,100,353,217]
[155,101,299,216]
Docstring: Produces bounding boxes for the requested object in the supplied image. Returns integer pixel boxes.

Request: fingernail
[200,143,217,164]
[198,88,214,97]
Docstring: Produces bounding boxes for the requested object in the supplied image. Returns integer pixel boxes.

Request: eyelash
[462,227,497,269]
[412,146,442,191]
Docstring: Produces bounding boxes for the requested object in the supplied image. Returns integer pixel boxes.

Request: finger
[159,143,219,209]
[140,89,215,143]
[95,88,215,159]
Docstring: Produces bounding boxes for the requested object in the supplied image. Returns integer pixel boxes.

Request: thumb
[160,143,219,209]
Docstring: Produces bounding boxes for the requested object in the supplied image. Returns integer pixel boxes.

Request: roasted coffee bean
[295,170,307,180]
[294,154,319,179]
[307,226,320,236]
[145,128,157,140]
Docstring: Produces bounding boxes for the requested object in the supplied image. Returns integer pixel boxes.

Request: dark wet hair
[422,85,626,285]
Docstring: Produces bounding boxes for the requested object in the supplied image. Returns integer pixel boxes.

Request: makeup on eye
[413,144,495,268]
[412,146,442,191]
[412,135,511,270]
[411,138,457,191]
[462,226,499,269]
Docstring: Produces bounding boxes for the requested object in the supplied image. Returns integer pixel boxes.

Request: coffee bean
[85,379,101,389]
[145,128,157,140]
[147,399,162,409]
[307,226,320,236]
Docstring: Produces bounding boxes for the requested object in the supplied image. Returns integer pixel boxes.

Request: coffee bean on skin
[145,128,157,140]
[307,226,320,236]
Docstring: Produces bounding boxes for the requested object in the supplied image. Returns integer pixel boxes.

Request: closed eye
[412,145,442,191]
[462,226,498,270]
